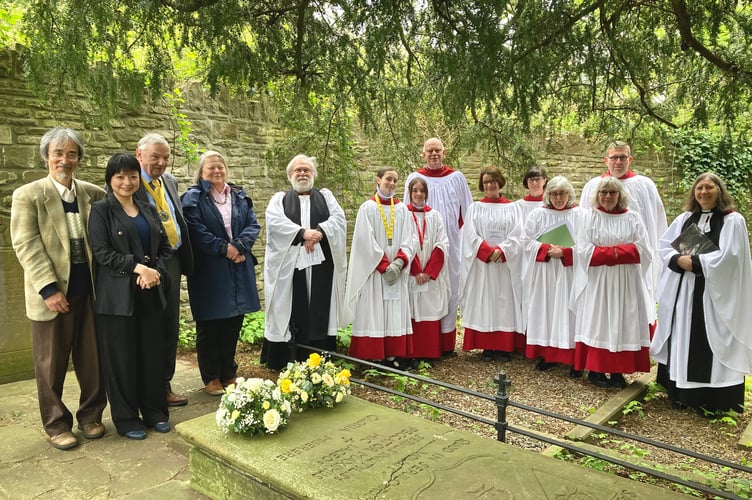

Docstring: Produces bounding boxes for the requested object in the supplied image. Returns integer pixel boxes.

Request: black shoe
[587,371,611,388]
[383,358,407,370]
[481,350,494,362]
[494,351,512,362]
[442,350,458,358]
[569,368,583,379]
[610,373,627,389]
[535,359,557,371]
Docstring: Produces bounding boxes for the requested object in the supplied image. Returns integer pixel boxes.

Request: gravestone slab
[177,396,687,499]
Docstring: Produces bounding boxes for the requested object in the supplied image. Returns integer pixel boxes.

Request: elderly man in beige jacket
[10,127,108,450]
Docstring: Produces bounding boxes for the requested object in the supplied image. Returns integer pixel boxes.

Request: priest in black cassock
[261,154,348,370]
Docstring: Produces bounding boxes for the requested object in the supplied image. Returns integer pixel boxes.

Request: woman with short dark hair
[461,166,525,362]
[89,153,172,440]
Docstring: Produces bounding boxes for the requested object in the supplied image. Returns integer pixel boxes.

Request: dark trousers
[30,295,107,437]
[95,305,169,435]
[163,256,182,393]
[196,315,243,384]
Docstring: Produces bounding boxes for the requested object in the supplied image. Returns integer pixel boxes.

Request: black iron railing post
[494,372,511,442]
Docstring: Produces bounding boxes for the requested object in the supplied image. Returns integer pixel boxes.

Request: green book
[537,224,574,247]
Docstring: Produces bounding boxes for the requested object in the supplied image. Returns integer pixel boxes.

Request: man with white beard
[261,154,348,369]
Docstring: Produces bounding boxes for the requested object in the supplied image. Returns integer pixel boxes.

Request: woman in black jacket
[88,153,173,440]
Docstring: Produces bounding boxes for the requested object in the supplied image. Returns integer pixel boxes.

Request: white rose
[272,388,282,400]
[301,391,309,403]
[335,391,344,403]
[311,372,322,384]
[263,409,281,432]
[322,373,335,387]
[246,378,264,392]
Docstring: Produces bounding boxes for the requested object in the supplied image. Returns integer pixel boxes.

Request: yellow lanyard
[375,195,395,245]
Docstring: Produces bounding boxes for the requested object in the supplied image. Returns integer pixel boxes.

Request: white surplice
[344,198,416,340]
[651,211,752,388]
[404,170,473,333]
[580,173,667,297]
[408,208,450,322]
[521,206,581,350]
[459,201,524,334]
[572,209,653,352]
[263,189,348,342]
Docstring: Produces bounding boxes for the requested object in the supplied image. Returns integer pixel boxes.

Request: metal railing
[300,345,752,500]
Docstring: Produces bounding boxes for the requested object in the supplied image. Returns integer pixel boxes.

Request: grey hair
[286,154,318,179]
[605,140,631,157]
[589,177,629,210]
[40,127,85,161]
[542,175,575,208]
[136,133,170,152]
[194,150,227,183]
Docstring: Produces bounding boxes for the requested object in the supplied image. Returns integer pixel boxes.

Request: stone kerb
[176,396,687,499]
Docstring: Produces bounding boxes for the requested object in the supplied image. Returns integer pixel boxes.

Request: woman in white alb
[345,167,417,369]
[521,176,581,376]
[461,166,524,362]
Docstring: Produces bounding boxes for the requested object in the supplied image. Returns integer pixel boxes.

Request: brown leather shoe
[166,391,188,407]
[204,379,224,396]
[49,431,79,450]
[222,377,237,387]
[78,422,105,439]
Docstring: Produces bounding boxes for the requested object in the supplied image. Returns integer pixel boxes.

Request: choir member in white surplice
[521,176,581,376]
[460,166,525,362]
[404,138,473,355]
[346,167,417,369]
[515,166,547,220]
[580,141,667,304]
[572,177,653,389]
[262,155,348,370]
[405,177,450,365]
[652,173,752,414]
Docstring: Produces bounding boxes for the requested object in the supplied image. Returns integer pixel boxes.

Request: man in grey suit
[10,127,108,450]
[134,133,194,407]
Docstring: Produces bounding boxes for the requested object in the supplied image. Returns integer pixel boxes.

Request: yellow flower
[231,410,240,422]
[262,400,271,410]
[336,369,351,385]
[308,352,322,367]
[301,391,309,403]
[279,378,292,393]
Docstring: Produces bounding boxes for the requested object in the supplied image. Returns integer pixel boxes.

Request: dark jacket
[134,172,194,276]
[181,180,261,321]
[88,194,173,316]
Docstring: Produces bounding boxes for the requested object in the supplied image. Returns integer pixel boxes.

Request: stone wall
[0,48,678,382]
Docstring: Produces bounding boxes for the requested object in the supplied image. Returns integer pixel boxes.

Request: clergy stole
[682,209,724,383]
[282,189,334,343]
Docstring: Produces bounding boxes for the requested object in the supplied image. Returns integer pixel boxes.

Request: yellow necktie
[150,179,180,247]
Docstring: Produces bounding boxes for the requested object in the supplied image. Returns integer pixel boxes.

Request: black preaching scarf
[282,189,334,343]
[682,208,725,383]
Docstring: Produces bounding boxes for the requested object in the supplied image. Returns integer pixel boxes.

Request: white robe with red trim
[344,199,417,355]
[459,201,524,335]
[572,209,653,353]
[408,209,450,322]
[521,206,581,353]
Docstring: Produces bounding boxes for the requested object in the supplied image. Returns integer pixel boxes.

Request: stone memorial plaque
[177,396,686,499]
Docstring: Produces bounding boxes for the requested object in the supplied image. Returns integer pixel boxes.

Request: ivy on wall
[669,130,752,225]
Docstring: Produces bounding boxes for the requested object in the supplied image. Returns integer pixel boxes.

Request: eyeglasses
[527,176,545,182]
[598,190,619,196]
[607,155,629,161]
[549,191,567,198]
